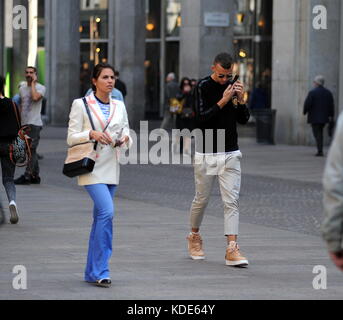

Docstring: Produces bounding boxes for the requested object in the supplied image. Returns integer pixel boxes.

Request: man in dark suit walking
[303,75,335,157]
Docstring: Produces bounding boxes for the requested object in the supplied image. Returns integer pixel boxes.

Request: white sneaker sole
[226,259,249,267]
[190,255,205,260]
[9,204,19,224]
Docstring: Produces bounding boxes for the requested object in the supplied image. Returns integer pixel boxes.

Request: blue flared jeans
[84,184,117,282]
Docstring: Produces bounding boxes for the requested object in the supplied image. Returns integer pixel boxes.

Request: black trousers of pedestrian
[311,123,325,154]
[0,142,16,203]
[25,125,42,179]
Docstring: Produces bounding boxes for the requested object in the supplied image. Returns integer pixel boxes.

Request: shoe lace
[228,243,240,254]
[191,235,203,252]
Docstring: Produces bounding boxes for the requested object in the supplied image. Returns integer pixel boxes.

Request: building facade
[0,0,343,144]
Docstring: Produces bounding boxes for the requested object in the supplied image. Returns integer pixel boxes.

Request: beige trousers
[190,152,242,236]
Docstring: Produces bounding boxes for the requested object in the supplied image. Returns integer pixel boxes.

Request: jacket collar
[86,92,116,130]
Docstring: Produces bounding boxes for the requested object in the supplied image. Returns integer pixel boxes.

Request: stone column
[45,0,80,126]
[11,0,29,94]
[180,0,235,80]
[272,0,341,145]
[112,0,146,130]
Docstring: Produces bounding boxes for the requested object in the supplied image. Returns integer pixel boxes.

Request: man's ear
[211,65,215,73]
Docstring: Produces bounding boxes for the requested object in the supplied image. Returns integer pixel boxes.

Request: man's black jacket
[0,98,20,143]
[193,76,250,153]
[303,86,335,124]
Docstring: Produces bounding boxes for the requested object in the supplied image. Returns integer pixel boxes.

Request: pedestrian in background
[188,52,250,267]
[303,75,335,157]
[14,66,46,185]
[175,78,195,155]
[249,80,270,110]
[67,63,132,288]
[114,71,127,100]
[160,72,180,130]
[322,111,343,272]
[0,76,20,224]
[190,79,198,89]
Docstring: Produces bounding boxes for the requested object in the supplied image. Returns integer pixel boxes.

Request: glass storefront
[145,0,181,119]
[233,0,273,108]
[79,0,109,95]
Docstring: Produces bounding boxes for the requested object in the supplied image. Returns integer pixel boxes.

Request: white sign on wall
[204,12,230,27]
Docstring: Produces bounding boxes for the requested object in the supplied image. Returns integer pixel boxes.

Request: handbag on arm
[62,98,98,178]
[9,101,32,167]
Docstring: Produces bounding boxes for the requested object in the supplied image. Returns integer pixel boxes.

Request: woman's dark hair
[180,77,190,90]
[213,52,234,70]
[0,75,5,96]
[91,63,116,92]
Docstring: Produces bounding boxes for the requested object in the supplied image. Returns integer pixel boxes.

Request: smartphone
[230,75,239,86]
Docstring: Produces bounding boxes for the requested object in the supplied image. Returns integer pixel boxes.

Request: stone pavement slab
[0,182,342,300]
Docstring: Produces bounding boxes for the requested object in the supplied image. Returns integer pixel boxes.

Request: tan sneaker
[187,233,205,260]
[225,242,249,267]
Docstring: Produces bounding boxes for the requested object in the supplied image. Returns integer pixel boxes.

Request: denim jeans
[25,125,42,179]
[84,184,117,282]
[0,142,16,203]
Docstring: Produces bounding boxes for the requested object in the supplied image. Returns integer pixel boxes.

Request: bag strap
[82,98,96,130]
[11,101,21,129]
[82,98,98,151]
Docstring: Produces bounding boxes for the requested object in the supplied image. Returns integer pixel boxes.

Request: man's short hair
[213,53,234,70]
[26,66,37,73]
[314,75,325,86]
[167,72,176,81]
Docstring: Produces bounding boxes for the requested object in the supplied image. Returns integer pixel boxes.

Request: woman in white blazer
[67,63,132,288]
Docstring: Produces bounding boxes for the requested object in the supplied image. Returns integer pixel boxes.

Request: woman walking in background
[175,78,195,155]
[67,63,132,288]
[0,76,20,224]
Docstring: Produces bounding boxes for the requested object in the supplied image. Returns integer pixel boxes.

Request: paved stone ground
[0,125,342,300]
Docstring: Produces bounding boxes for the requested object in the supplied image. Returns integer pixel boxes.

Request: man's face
[25,68,36,82]
[211,63,234,85]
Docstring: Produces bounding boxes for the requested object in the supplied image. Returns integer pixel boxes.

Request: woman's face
[93,68,115,94]
[183,84,192,93]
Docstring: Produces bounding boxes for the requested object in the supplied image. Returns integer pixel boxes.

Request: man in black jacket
[187,53,250,267]
[114,71,127,99]
[303,75,335,157]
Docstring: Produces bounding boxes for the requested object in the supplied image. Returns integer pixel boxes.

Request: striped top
[95,96,111,121]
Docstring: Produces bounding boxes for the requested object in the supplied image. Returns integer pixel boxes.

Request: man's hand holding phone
[31,73,38,84]
[218,75,244,108]
[232,81,245,104]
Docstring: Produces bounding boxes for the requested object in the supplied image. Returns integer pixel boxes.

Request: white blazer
[67,93,132,186]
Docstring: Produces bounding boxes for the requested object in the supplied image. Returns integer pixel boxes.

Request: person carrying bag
[66,63,132,288]
[0,76,21,224]
[63,98,110,178]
